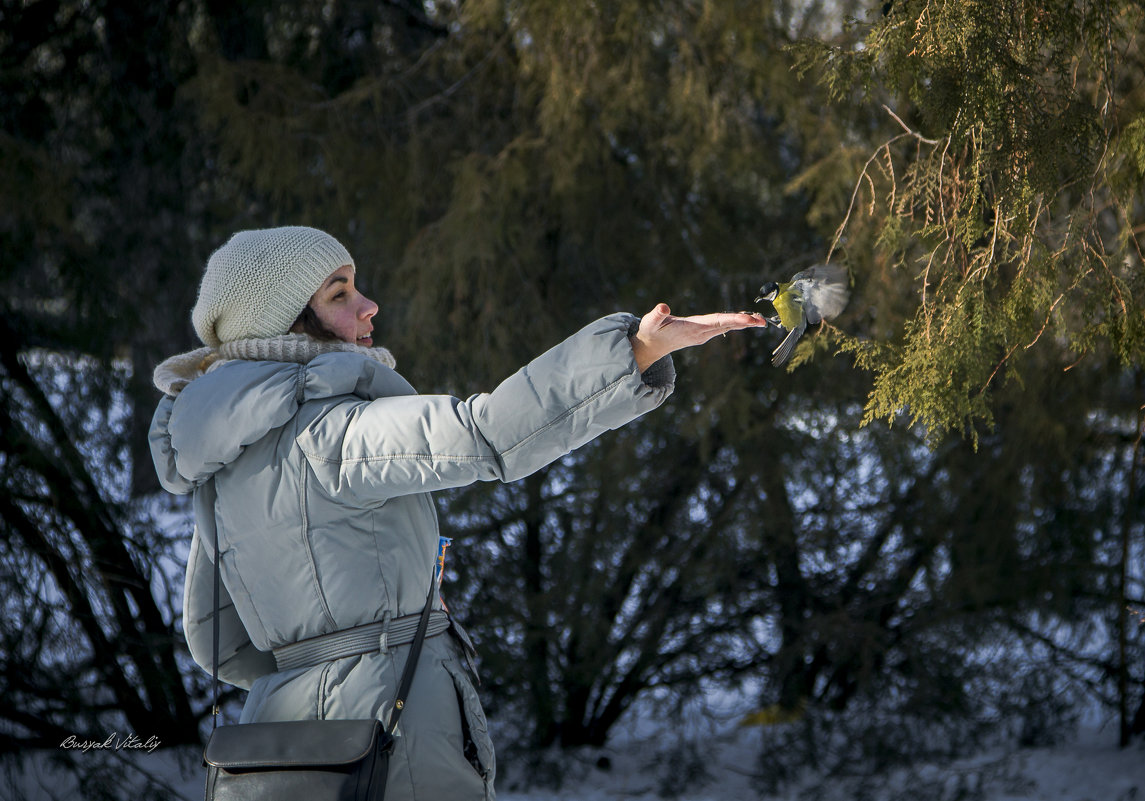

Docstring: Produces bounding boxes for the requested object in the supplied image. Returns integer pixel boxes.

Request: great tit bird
[754,264,850,367]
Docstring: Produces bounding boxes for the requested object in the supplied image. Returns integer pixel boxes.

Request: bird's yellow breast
[771,286,804,330]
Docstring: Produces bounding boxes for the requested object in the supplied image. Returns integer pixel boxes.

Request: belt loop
[378,611,393,655]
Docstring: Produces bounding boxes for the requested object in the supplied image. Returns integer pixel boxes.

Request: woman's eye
[332,291,346,301]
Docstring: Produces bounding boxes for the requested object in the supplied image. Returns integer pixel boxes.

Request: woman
[149,226,767,800]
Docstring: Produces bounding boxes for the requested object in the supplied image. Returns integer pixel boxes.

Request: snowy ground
[9,704,1144,801]
[492,721,1145,801]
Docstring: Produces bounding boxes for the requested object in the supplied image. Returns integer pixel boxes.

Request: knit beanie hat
[192,226,355,347]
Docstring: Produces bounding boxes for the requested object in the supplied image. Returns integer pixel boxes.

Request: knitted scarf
[153,334,397,396]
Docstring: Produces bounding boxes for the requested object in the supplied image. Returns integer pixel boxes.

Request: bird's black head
[754,282,779,304]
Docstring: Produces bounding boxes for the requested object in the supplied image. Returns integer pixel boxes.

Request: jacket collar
[153,334,397,396]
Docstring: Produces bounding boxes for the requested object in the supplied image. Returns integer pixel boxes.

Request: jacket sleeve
[183,507,277,690]
[297,313,674,503]
[149,395,197,496]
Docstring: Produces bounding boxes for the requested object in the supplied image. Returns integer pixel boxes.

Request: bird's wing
[792,264,850,324]
[771,317,806,367]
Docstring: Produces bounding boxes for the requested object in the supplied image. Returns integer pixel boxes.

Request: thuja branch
[827,105,946,263]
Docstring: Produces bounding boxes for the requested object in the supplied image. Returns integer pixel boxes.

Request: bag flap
[204,719,382,769]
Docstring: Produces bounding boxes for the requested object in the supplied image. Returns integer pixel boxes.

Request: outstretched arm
[630,303,769,372]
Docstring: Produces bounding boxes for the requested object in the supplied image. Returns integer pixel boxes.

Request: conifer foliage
[790,0,1145,441]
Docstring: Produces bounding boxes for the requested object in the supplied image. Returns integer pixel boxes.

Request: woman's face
[304,264,379,346]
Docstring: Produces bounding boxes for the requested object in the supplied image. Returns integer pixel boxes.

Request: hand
[630,303,770,372]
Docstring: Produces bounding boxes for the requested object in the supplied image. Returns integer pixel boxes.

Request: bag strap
[386,579,435,734]
[210,525,437,736]
[211,526,221,731]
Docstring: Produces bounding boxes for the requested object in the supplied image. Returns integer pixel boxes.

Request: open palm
[630,303,769,372]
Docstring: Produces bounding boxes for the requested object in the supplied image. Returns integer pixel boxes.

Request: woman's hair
[291,305,341,342]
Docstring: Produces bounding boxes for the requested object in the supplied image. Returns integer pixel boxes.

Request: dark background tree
[1,0,206,763]
[1,0,1142,797]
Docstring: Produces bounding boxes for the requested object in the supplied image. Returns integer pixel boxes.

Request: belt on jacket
[272,610,451,671]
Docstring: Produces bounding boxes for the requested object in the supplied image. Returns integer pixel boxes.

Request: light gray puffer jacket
[149,313,674,801]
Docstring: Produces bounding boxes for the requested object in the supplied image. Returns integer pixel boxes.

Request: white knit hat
[192,226,355,347]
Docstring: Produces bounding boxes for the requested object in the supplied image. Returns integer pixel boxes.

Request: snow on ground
[491,721,1145,801]
[485,700,1145,801]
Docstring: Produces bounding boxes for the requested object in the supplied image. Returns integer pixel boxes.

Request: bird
[754,264,850,367]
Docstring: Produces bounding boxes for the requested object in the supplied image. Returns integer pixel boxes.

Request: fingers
[705,311,770,330]
[736,311,770,328]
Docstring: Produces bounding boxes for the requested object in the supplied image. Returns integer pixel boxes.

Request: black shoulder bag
[201,525,436,801]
